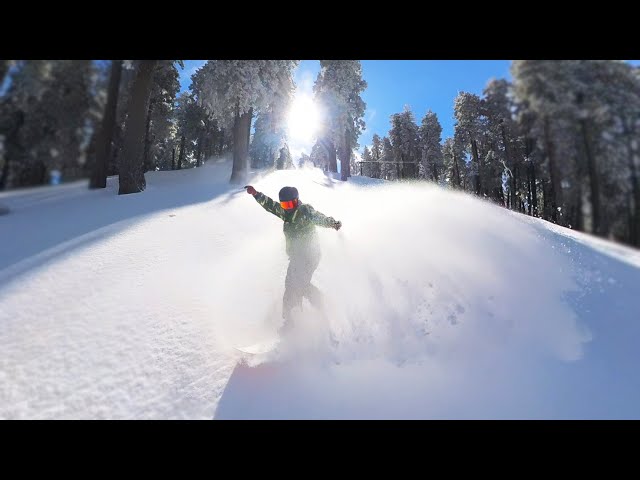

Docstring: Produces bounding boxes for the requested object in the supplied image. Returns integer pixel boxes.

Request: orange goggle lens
[280,199,298,210]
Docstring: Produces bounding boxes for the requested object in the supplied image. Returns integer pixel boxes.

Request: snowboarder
[245,185,342,333]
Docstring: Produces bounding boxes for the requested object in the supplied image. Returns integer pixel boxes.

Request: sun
[287,93,320,145]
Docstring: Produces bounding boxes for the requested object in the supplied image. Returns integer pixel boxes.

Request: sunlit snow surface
[1,158,639,419]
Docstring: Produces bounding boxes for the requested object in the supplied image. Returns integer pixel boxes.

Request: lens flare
[287,93,320,145]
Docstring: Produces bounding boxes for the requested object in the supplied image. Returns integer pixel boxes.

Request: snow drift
[1,158,639,419]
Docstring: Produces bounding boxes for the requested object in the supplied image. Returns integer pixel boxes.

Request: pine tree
[361,145,372,177]
[389,106,419,179]
[0,60,12,86]
[310,140,329,170]
[442,135,467,189]
[174,91,211,169]
[380,136,396,180]
[0,60,93,188]
[454,92,484,195]
[276,143,293,169]
[191,60,298,183]
[90,60,123,189]
[119,60,158,194]
[313,60,367,180]
[144,60,181,172]
[369,133,383,179]
[418,110,444,183]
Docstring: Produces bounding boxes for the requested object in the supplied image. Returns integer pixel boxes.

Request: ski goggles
[280,199,298,210]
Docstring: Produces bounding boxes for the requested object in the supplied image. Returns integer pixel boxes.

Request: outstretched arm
[245,186,286,221]
[305,204,342,230]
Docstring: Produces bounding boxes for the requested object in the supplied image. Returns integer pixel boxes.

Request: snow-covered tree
[143,61,181,172]
[360,145,372,177]
[173,91,207,169]
[275,143,293,170]
[313,60,367,180]
[0,60,93,188]
[191,60,298,183]
[250,111,283,169]
[512,60,617,231]
[362,145,372,161]
[371,133,383,161]
[442,135,467,189]
[389,105,419,179]
[587,61,640,244]
[418,110,443,183]
[119,60,158,194]
[90,60,123,189]
[367,133,383,179]
[380,136,396,180]
[297,152,312,168]
[453,92,484,195]
[0,60,12,86]
[310,140,329,170]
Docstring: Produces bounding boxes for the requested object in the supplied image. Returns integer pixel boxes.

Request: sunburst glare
[287,93,320,146]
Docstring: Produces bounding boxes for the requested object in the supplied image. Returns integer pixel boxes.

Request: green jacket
[254,192,338,257]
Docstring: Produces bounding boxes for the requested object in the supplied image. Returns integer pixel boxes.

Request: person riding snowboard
[245,185,342,333]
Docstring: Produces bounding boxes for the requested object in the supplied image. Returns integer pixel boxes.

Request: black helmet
[279,186,299,202]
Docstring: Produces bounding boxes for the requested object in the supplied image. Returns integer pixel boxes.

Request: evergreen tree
[313,60,367,180]
[418,110,444,183]
[453,92,484,195]
[191,60,298,183]
[119,60,158,194]
[380,136,396,180]
[90,60,123,189]
[389,105,419,179]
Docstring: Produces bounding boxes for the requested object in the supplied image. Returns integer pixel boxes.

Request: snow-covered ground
[1,158,639,419]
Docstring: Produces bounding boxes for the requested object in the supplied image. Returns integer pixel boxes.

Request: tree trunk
[524,134,538,216]
[627,197,635,245]
[530,161,538,216]
[0,110,26,190]
[230,105,252,183]
[575,182,584,231]
[0,152,9,190]
[327,138,337,173]
[542,180,549,221]
[218,128,225,156]
[580,119,602,236]
[90,60,122,189]
[246,107,253,153]
[341,128,350,181]
[0,60,9,86]
[142,98,154,173]
[626,135,640,246]
[195,130,203,167]
[511,164,518,210]
[526,165,532,215]
[177,135,185,170]
[452,152,461,189]
[171,147,176,170]
[543,116,561,223]
[500,123,514,208]
[118,60,157,195]
[470,135,481,195]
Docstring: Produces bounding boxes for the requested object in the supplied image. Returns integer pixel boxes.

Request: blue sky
[179,60,638,157]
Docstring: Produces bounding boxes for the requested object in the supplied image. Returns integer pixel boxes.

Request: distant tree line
[355,60,640,248]
[0,60,234,193]
[0,60,367,195]
[2,59,637,247]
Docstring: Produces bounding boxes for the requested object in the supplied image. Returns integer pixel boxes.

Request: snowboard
[234,337,280,355]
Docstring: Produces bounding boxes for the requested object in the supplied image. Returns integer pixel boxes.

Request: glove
[245,185,257,196]
[333,220,342,231]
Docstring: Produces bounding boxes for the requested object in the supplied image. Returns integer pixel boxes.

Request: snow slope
[1,158,639,419]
